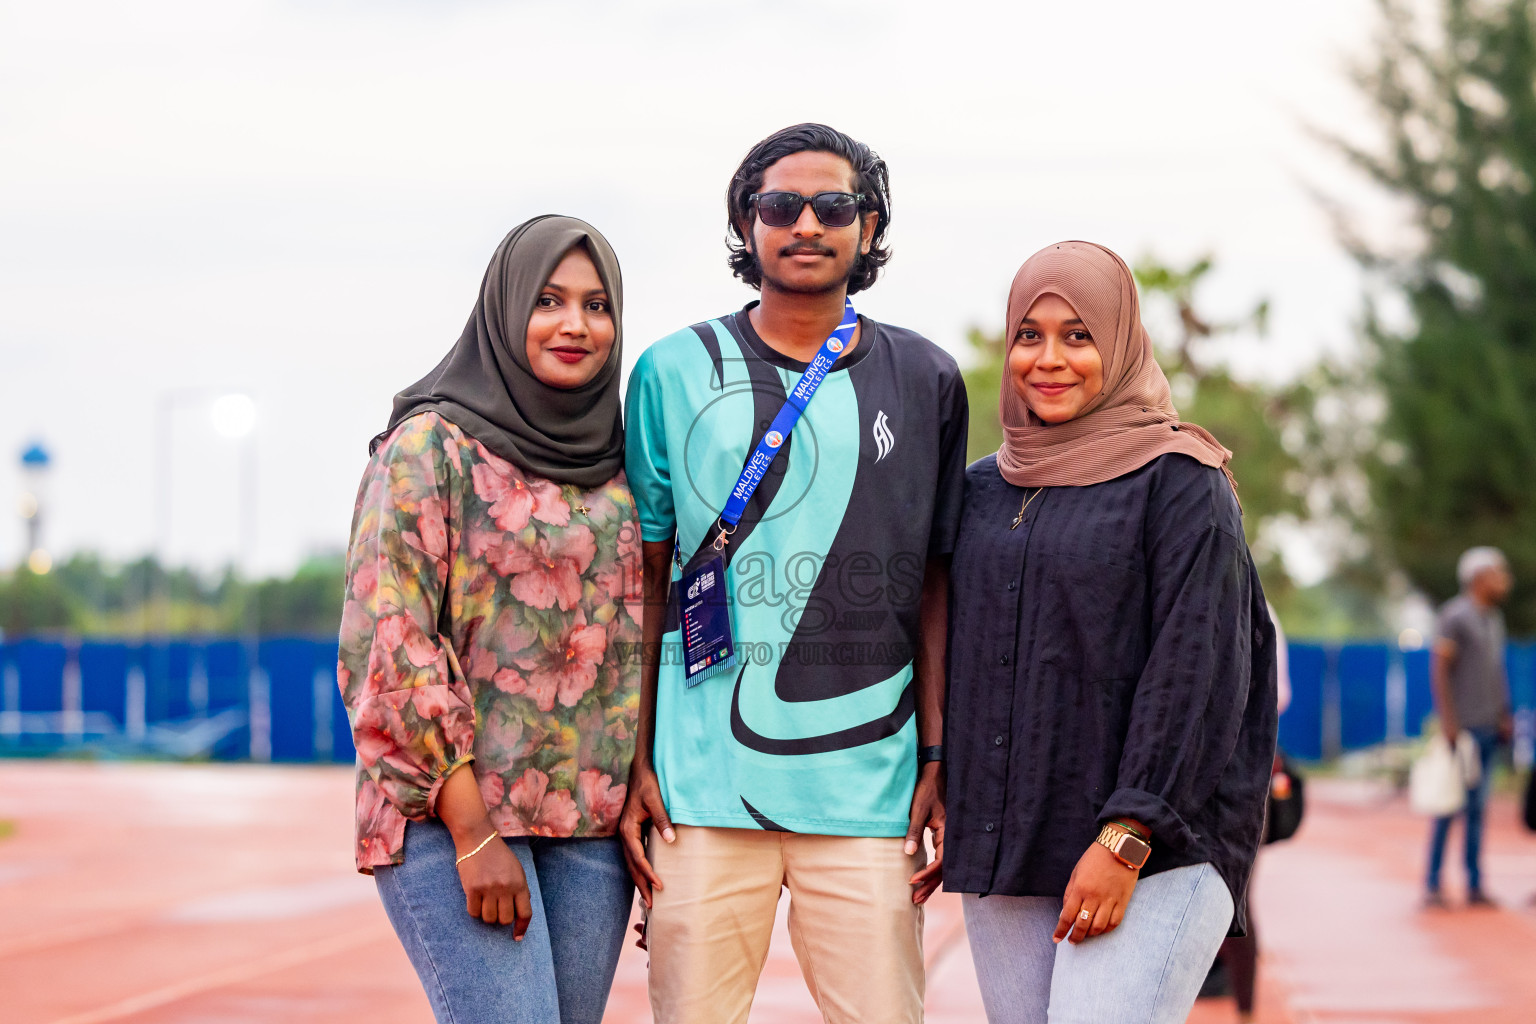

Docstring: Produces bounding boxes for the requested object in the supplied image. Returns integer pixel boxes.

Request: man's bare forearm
[1431,641,1459,734]
[915,556,950,748]
[633,539,673,769]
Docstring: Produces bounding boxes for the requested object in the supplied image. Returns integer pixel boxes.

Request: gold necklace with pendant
[1011,487,1043,530]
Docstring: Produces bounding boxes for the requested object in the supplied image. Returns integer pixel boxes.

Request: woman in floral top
[340,216,641,1024]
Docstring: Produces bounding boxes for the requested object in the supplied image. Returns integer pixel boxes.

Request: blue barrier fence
[0,636,354,762]
[2,638,1534,762]
[1276,641,1536,760]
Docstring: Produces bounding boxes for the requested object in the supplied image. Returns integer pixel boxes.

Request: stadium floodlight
[209,393,257,439]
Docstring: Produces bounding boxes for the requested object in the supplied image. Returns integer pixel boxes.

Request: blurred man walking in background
[1425,546,1514,909]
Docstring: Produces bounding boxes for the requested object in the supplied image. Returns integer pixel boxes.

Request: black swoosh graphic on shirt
[740,797,792,832]
[730,663,916,755]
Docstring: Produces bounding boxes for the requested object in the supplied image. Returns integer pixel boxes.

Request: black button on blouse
[944,453,1278,936]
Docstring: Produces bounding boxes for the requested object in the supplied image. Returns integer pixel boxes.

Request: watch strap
[917,745,945,765]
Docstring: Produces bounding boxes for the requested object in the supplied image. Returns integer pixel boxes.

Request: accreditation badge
[679,553,736,687]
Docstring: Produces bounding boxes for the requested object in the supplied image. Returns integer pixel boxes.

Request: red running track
[1,761,1533,1023]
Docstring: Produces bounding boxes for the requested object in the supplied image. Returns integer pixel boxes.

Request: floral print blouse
[339,412,642,873]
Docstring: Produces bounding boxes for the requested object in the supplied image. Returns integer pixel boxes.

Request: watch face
[1117,834,1151,868]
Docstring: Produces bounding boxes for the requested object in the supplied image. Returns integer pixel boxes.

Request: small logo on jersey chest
[873,410,895,462]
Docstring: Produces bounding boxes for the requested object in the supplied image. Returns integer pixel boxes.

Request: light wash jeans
[963,862,1234,1024]
[374,820,633,1024]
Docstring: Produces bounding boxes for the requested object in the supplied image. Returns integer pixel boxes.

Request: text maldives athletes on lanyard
[679,298,858,687]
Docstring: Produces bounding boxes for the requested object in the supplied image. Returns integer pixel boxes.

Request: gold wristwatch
[1096,822,1151,870]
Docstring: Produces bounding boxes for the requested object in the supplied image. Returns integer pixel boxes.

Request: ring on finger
[1078,909,1092,921]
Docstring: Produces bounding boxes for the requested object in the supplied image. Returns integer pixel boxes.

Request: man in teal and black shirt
[620,123,967,1023]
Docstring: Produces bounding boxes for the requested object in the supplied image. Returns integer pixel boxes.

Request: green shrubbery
[0,552,345,638]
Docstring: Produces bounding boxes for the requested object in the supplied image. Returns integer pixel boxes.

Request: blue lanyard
[713,298,856,549]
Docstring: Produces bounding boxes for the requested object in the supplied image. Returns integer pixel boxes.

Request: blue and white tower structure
[19,441,52,574]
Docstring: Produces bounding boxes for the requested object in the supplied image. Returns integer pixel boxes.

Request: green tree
[1332,0,1536,630]
[0,551,347,638]
[0,567,79,635]
[1134,257,1344,616]
[254,554,346,636]
[1131,257,1295,538]
[960,326,1006,464]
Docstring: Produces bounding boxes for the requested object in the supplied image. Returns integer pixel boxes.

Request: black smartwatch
[917,745,945,766]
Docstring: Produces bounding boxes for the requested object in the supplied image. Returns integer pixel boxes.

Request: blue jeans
[374,820,633,1024]
[1426,726,1500,894]
[963,862,1234,1024]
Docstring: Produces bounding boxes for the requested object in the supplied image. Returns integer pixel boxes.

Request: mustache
[778,243,837,258]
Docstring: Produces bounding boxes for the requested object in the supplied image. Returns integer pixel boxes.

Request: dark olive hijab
[371,215,625,488]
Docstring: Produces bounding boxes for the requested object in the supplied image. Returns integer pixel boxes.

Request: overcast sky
[1,0,1398,578]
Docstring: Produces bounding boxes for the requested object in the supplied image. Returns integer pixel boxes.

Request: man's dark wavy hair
[726,123,892,295]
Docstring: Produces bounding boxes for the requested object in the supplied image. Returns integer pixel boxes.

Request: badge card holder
[680,553,735,686]
[677,298,857,687]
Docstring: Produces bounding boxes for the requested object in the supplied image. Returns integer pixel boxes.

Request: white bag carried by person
[1409,730,1482,817]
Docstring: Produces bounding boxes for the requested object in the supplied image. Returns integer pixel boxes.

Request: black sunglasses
[749,191,866,229]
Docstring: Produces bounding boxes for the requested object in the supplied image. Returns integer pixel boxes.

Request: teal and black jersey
[624,303,968,836]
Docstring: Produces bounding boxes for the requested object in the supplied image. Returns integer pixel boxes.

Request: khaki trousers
[647,825,925,1024]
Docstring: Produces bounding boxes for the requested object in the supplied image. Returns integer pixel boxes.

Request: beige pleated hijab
[996,241,1235,493]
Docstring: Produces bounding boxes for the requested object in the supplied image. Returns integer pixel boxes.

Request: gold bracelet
[455,831,500,866]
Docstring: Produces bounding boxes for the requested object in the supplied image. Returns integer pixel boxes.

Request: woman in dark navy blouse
[945,241,1277,1024]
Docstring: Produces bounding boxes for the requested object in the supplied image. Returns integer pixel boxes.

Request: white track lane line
[45,926,380,1024]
